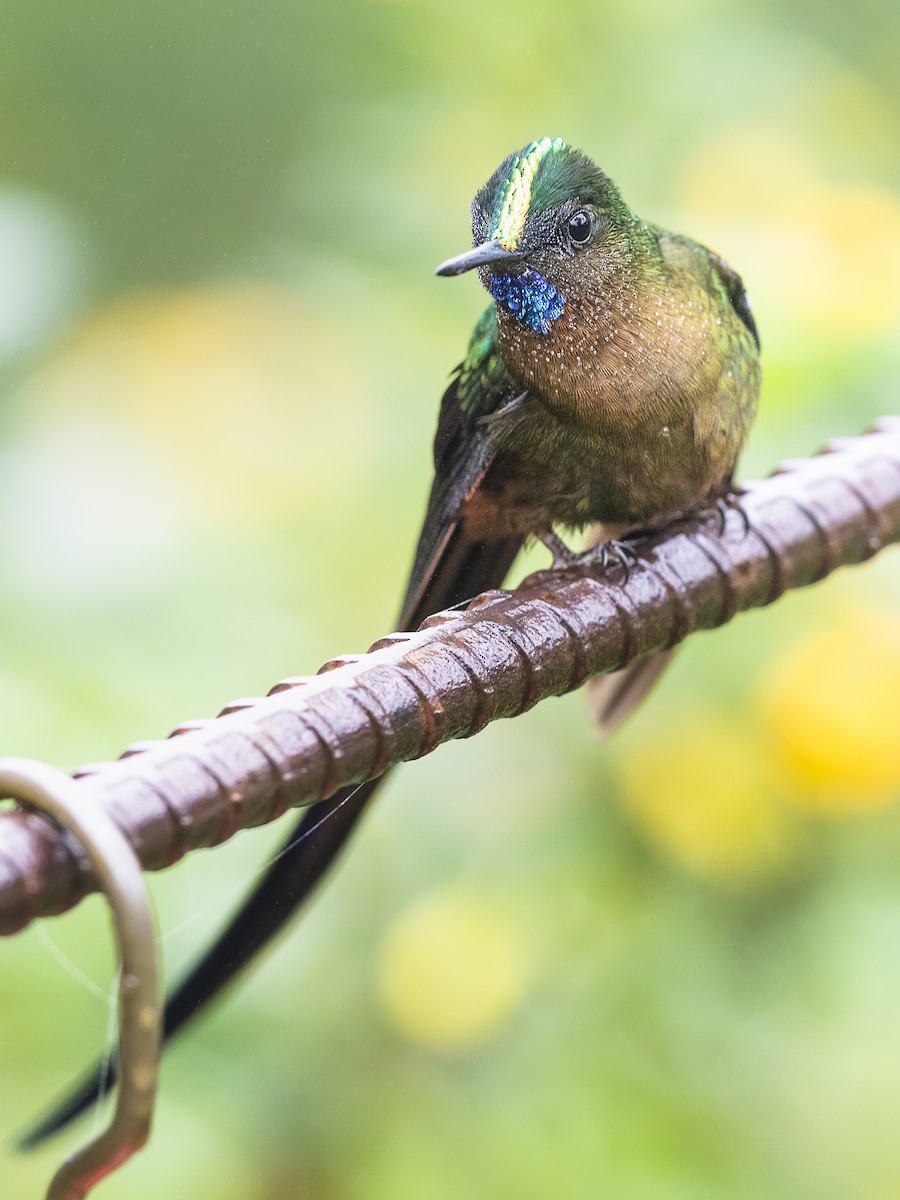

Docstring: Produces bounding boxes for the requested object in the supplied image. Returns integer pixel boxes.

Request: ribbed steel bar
[1,418,899,936]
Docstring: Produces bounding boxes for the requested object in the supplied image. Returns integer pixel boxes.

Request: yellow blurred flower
[617,714,792,883]
[376,890,528,1050]
[755,609,900,814]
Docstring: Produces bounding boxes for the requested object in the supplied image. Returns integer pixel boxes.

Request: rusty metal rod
[1,417,899,937]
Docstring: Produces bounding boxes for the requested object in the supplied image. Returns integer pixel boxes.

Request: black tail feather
[21,531,523,1149]
[19,781,374,1147]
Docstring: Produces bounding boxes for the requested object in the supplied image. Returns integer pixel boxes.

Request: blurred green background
[2,2,900,1197]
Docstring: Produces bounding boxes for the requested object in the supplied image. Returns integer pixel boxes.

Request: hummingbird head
[435,138,642,336]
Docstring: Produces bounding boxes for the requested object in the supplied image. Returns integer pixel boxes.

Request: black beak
[435,239,525,277]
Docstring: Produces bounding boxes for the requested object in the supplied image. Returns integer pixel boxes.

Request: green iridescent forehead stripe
[491,137,567,251]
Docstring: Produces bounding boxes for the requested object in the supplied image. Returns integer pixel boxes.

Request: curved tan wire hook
[0,759,161,1200]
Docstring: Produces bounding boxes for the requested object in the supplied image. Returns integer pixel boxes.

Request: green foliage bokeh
[2,2,900,1197]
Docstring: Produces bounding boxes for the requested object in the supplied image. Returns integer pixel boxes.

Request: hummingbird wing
[401,305,524,621]
[706,249,760,348]
[22,308,525,1147]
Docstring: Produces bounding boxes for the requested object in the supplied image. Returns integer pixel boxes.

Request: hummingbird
[24,137,760,1144]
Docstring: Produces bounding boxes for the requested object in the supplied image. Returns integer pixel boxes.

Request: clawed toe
[539,530,642,578]
[713,492,750,537]
[598,538,638,577]
[579,536,640,578]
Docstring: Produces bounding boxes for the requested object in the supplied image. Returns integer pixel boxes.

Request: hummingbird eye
[567,210,592,245]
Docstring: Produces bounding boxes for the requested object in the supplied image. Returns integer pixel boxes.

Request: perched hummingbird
[26,137,759,1143]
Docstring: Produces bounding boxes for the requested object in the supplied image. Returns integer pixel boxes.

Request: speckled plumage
[409,138,760,603]
[26,144,763,1143]
[483,227,759,529]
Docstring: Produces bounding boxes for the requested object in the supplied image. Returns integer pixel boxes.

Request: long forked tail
[20,782,374,1147]
[21,532,524,1149]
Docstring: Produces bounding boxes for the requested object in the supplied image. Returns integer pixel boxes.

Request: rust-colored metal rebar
[1,418,899,938]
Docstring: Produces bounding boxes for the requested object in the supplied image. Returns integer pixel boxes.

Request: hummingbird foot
[596,538,639,578]
[537,529,580,569]
[712,490,750,537]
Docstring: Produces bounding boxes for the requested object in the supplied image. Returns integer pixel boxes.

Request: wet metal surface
[1,419,899,935]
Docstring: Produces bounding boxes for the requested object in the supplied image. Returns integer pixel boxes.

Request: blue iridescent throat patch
[489,269,566,336]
